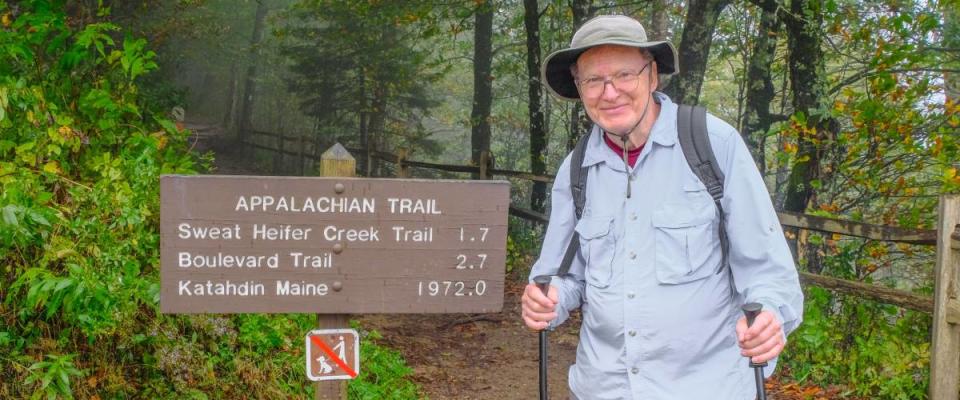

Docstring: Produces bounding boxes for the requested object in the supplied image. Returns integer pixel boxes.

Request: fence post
[275,131,284,174]
[299,134,306,176]
[315,143,354,400]
[479,151,490,180]
[396,148,410,178]
[931,194,960,400]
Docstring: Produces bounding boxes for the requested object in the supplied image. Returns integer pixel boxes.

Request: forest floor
[200,129,848,400]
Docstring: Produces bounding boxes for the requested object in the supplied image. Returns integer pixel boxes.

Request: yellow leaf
[42,160,60,174]
[1,13,11,28]
[947,167,958,180]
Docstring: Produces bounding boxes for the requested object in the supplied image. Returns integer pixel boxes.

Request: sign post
[316,144,354,400]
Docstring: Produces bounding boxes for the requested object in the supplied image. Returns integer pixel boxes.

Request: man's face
[574,45,658,135]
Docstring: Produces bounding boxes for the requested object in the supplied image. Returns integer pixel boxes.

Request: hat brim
[541,40,678,101]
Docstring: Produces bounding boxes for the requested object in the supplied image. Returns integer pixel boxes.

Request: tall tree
[279,0,441,176]
[524,0,548,212]
[741,0,781,171]
[471,0,494,175]
[237,0,268,140]
[666,0,731,105]
[567,0,594,151]
[782,0,832,214]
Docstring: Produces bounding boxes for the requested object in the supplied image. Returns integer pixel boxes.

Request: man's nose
[599,80,621,100]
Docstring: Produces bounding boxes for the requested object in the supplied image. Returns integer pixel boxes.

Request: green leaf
[54,278,72,292]
[2,205,19,226]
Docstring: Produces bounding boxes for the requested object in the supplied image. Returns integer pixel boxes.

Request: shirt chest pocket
[651,201,721,284]
[575,215,615,288]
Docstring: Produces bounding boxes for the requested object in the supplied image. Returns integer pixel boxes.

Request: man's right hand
[521,283,559,331]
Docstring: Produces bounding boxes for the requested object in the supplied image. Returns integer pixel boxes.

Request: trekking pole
[741,303,768,400]
[533,275,552,400]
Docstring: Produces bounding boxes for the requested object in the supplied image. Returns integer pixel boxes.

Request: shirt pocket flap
[650,203,714,228]
[575,216,614,239]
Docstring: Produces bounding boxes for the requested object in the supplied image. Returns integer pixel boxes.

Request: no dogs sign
[306,329,360,381]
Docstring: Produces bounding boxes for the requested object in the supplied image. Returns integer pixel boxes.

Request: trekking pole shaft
[533,275,552,400]
[742,303,768,400]
[754,366,766,400]
[539,330,548,400]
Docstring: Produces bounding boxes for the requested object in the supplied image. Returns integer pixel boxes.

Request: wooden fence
[244,133,960,399]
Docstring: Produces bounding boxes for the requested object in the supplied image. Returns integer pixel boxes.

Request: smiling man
[521,15,804,399]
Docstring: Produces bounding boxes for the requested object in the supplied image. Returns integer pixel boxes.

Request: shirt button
[630,213,637,221]
[629,252,637,260]
[629,330,637,337]
[631,367,639,374]
[627,292,635,299]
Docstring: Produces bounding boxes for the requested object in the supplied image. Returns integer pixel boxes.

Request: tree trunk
[783,0,830,214]
[471,0,494,178]
[369,81,387,177]
[237,0,268,143]
[945,2,959,104]
[567,0,594,152]
[647,0,670,41]
[222,62,239,135]
[666,0,731,105]
[524,0,548,212]
[741,0,779,173]
[782,0,835,260]
[358,74,370,176]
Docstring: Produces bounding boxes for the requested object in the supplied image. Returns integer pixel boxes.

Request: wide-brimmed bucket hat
[542,15,678,101]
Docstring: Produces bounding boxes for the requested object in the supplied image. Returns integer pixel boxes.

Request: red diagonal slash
[310,335,358,378]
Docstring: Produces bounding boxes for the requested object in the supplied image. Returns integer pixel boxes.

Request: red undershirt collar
[603,133,644,168]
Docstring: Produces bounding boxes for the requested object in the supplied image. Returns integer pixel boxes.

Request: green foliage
[783,288,931,399]
[0,1,201,397]
[0,4,430,399]
[763,2,956,395]
[24,354,84,400]
[506,216,543,276]
[348,324,425,400]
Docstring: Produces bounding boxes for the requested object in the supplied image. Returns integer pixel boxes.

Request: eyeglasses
[576,61,653,99]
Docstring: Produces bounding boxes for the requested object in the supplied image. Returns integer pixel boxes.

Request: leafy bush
[780,235,933,399]
[0,3,426,398]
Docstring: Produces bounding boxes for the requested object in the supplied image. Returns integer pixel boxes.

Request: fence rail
[242,133,941,309]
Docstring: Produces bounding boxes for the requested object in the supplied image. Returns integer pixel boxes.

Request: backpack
[554,104,731,277]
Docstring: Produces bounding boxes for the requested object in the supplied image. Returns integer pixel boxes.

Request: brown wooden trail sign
[160,175,508,314]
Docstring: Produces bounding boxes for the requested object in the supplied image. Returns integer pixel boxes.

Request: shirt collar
[647,92,677,148]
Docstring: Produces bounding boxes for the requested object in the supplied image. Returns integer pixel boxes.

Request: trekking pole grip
[741,303,768,367]
[533,275,551,296]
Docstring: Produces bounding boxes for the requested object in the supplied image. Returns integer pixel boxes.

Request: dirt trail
[358,278,580,400]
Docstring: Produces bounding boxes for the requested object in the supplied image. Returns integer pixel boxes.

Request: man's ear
[648,62,660,93]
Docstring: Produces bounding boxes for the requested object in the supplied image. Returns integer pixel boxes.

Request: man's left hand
[735,310,784,364]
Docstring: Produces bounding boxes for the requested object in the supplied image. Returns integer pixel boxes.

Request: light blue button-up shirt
[529,93,803,400]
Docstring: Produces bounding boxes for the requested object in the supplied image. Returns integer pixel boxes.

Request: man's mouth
[601,104,629,113]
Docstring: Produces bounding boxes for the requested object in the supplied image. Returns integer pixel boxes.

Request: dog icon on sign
[316,356,334,374]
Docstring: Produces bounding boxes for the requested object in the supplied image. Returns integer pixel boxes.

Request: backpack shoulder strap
[677,105,730,272]
[677,105,724,199]
[556,132,591,276]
